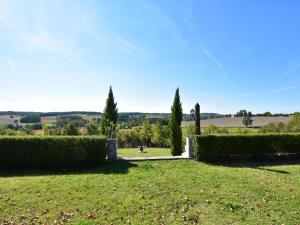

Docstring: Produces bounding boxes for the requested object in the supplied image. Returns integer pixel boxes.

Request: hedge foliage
[194,134,300,162]
[0,136,107,169]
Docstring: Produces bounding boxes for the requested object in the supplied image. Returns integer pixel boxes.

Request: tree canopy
[242,111,253,127]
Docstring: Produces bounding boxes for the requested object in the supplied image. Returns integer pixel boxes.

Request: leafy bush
[285,113,300,132]
[259,113,300,133]
[17,127,33,135]
[117,128,143,148]
[117,123,170,148]
[27,123,43,130]
[231,127,254,134]
[0,126,7,135]
[259,122,285,133]
[86,122,100,135]
[0,127,17,136]
[0,136,107,169]
[194,134,300,162]
[152,121,169,147]
[43,124,50,136]
[56,115,87,128]
[20,113,41,123]
[61,123,80,135]
[202,124,229,134]
[183,124,196,138]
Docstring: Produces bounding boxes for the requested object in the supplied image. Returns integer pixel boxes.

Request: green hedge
[194,134,300,162]
[0,136,107,169]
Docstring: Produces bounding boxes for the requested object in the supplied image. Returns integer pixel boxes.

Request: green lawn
[118,147,171,157]
[0,160,299,224]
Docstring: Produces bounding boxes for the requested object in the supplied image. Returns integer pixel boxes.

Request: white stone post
[182,137,193,158]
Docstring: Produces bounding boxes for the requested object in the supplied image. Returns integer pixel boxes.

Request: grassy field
[0,115,21,126]
[118,148,171,157]
[182,116,291,128]
[0,113,291,129]
[0,160,299,224]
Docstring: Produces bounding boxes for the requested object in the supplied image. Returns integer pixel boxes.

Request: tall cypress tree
[141,117,152,146]
[101,86,118,137]
[195,103,201,135]
[169,88,183,156]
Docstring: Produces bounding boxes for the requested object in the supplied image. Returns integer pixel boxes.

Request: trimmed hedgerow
[194,134,300,162]
[0,136,107,169]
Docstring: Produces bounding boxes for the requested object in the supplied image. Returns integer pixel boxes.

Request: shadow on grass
[206,159,300,174]
[0,161,138,178]
[255,167,290,174]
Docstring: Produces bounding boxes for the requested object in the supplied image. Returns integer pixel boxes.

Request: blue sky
[0,0,299,114]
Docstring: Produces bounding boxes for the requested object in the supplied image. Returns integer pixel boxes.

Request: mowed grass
[118,147,171,157]
[0,160,299,224]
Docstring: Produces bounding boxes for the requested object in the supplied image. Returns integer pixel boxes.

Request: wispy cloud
[51,0,79,31]
[0,0,8,23]
[19,32,73,56]
[281,59,300,77]
[202,48,229,81]
[267,85,300,94]
[236,93,256,97]
[180,1,195,33]
[133,0,186,48]
[237,85,300,97]
[116,38,153,63]
[7,58,15,71]
[51,0,96,37]
[182,14,194,33]
[0,1,77,58]
[52,1,152,62]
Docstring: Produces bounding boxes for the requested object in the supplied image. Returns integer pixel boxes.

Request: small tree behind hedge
[169,88,183,156]
[242,111,253,127]
[86,122,100,135]
[286,112,300,132]
[141,117,152,145]
[61,123,80,135]
[20,113,41,123]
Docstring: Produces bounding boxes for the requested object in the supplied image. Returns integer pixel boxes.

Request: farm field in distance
[0,115,22,126]
[182,116,291,128]
[0,113,292,128]
[0,160,299,225]
[118,147,171,158]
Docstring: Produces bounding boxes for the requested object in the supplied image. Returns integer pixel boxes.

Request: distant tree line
[117,118,170,148]
[259,113,300,133]
[235,110,291,117]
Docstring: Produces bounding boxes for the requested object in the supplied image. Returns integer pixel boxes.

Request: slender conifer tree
[101,86,118,138]
[195,103,201,135]
[169,88,183,155]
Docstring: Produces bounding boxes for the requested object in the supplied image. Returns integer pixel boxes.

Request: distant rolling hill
[1,111,291,128]
[0,111,222,125]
